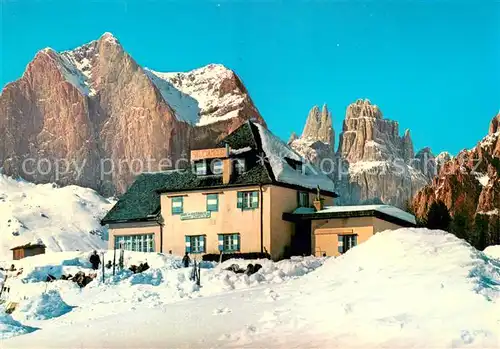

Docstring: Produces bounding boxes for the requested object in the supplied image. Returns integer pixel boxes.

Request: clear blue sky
[1,1,498,155]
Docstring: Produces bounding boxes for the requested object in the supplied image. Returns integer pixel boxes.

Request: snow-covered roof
[255,123,336,193]
[292,204,416,225]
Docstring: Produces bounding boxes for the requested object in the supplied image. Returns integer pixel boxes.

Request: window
[206,193,219,212]
[218,233,240,252]
[338,235,357,254]
[194,161,207,176]
[114,234,155,252]
[237,191,259,210]
[234,158,245,174]
[172,197,183,215]
[210,159,223,175]
[298,191,309,207]
[285,157,303,172]
[185,235,206,254]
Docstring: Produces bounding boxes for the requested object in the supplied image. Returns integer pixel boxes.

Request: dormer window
[211,159,223,175]
[285,157,304,173]
[194,160,207,176]
[194,159,224,176]
[235,158,246,174]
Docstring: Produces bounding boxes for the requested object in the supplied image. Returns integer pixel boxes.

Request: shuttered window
[194,161,207,176]
[210,159,223,175]
[338,235,357,254]
[172,197,183,215]
[206,194,219,212]
[237,191,259,210]
[185,235,206,253]
[218,233,240,252]
[298,191,309,207]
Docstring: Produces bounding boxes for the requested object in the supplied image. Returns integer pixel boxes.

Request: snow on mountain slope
[0,175,114,261]
[3,229,499,348]
[145,64,247,126]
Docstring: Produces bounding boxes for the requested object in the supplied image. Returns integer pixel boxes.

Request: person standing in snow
[89,250,101,270]
[182,252,190,268]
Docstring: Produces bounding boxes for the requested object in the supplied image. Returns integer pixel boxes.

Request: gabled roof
[102,121,337,224]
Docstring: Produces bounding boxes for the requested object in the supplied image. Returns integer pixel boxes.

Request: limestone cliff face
[413,113,500,228]
[0,33,264,195]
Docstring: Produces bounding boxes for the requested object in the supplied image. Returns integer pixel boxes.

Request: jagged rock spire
[301,104,334,145]
[402,129,414,163]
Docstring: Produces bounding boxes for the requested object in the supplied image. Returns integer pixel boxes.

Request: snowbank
[0,312,37,340]
[15,290,73,320]
[484,245,500,260]
[0,250,325,342]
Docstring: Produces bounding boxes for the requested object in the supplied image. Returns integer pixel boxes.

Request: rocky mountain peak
[338,99,409,163]
[346,99,382,120]
[288,132,298,144]
[489,112,500,135]
[289,99,429,208]
[300,104,334,145]
[0,33,264,195]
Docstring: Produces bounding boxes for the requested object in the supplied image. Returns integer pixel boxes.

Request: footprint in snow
[264,289,280,301]
[213,307,232,315]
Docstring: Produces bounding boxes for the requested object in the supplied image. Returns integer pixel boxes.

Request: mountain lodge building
[101,121,415,260]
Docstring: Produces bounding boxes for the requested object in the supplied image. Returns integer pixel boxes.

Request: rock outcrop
[290,99,430,208]
[288,104,335,166]
[301,105,334,145]
[413,113,500,232]
[413,147,437,181]
[0,33,264,195]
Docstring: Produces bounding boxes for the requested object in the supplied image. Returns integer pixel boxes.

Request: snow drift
[484,245,500,260]
[15,290,73,321]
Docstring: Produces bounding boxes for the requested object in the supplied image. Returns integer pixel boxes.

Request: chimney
[222,158,233,184]
[313,185,324,211]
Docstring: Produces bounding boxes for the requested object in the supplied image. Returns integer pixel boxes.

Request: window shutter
[353,235,357,247]
[207,194,218,212]
[251,191,259,208]
[337,235,343,254]
[172,197,183,215]
[235,234,240,251]
[237,192,243,209]
[185,236,191,253]
[218,234,224,252]
[199,235,205,253]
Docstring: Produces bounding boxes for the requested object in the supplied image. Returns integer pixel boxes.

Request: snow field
[1,229,499,348]
[0,251,326,342]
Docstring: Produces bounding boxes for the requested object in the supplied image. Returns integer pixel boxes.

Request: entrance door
[290,221,312,257]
